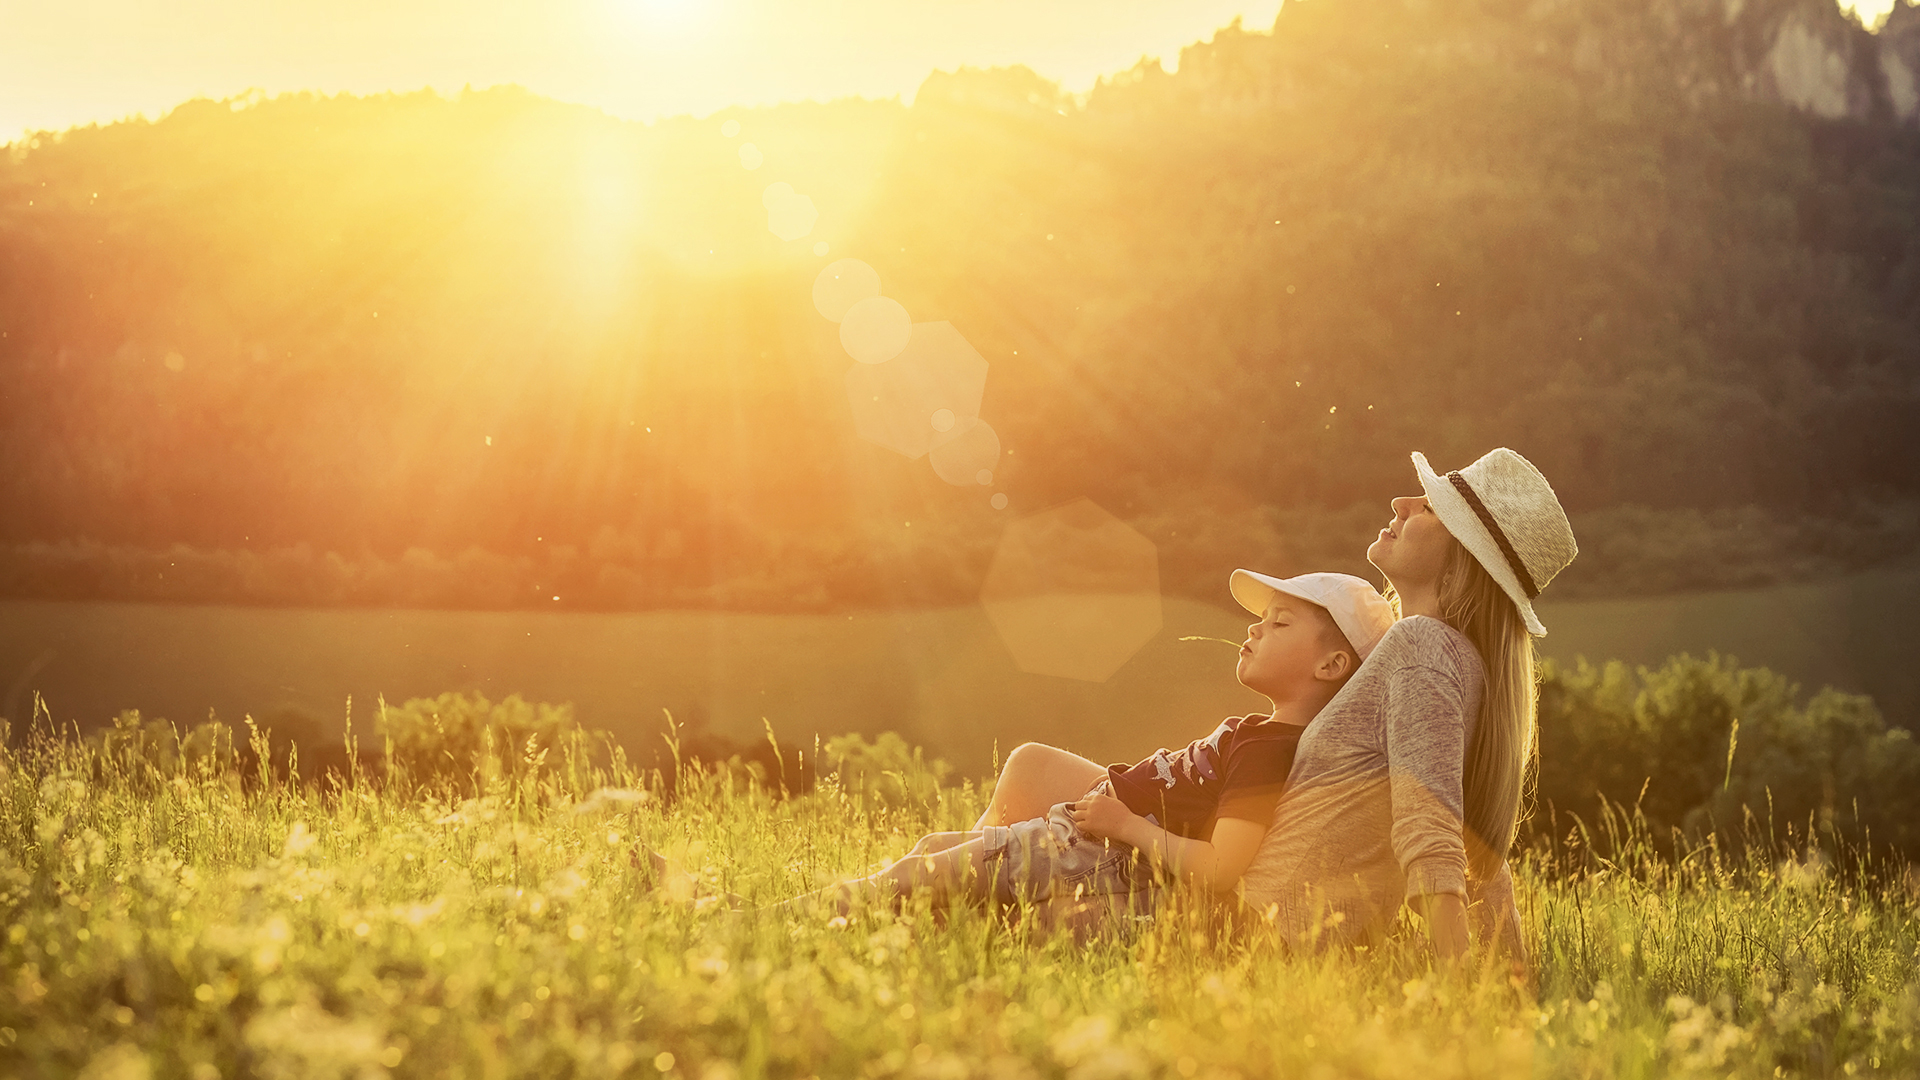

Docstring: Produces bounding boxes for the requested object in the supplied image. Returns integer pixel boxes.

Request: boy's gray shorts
[979,784,1160,906]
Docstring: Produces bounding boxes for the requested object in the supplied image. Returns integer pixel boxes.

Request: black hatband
[1446,471,1539,599]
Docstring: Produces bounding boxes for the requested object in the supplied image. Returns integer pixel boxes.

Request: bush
[377,692,600,797]
[818,731,952,809]
[87,710,244,790]
[643,708,816,801]
[1532,652,1920,860]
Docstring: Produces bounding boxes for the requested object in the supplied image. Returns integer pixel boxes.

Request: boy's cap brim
[1229,569,1397,661]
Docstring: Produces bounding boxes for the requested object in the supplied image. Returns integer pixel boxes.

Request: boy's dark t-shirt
[1105,714,1303,839]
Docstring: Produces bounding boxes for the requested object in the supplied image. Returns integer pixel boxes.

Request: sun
[617,0,708,29]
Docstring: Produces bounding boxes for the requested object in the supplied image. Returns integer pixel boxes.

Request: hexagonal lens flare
[840,296,912,364]
[980,498,1163,682]
[843,321,988,459]
[930,417,1000,486]
[812,259,879,321]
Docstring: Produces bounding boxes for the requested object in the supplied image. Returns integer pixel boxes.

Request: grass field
[4,717,1917,1079]
[4,566,1916,779]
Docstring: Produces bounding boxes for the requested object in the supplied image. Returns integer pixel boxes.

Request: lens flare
[980,498,1163,682]
[762,181,818,240]
[839,296,911,364]
[812,258,879,322]
[842,321,988,458]
[930,418,1000,486]
[844,319,990,453]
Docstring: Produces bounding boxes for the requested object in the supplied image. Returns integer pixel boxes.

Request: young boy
[783,570,1395,921]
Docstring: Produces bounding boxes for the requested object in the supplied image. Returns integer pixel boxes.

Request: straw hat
[1411,448,1577,637]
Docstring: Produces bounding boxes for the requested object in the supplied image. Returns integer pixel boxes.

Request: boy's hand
[1068,791,1136,840]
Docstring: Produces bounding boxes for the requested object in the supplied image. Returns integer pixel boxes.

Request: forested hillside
[2,0,1917,610]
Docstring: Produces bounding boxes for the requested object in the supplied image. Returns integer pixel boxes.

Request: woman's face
[1367,494,1454,592]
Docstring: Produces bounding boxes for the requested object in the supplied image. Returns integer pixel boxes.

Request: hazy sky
[6,0,1898,142]
[1,0,1291,141]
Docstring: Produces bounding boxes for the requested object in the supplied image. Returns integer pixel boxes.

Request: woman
[1237,447,1578,962]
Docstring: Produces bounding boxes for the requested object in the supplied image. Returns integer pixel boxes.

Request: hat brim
[1412,451,1549,637]
[1229,568,1284,619]
[1229,568,1391,660]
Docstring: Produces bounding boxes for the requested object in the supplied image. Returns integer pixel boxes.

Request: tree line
[0,0,1914,610]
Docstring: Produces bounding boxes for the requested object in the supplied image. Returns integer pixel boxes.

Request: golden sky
[1,0,1290,141]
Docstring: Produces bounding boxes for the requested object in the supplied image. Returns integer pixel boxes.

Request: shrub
[376,692,598,797]
[818,731,952,809]
[1533,652,1920,861]
[87,710,244,791]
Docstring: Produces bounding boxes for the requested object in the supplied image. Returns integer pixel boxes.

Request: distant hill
[1,0,1916,611]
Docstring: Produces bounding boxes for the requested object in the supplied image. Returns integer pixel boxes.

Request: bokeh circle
[930,418,1001,485]
[812,259,880,322]
[840,297,912,365]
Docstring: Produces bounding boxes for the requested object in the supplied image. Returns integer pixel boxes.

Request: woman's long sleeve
[1468,860,1530,965]
[1384,662,1470,900]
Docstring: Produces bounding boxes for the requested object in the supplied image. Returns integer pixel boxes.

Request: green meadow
[5,570,1918,1076]
[4,702,1918,1079]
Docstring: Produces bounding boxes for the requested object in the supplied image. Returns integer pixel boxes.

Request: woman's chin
[1365,539,1389,570]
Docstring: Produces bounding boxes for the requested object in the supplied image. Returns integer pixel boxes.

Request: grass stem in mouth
[1178,636,1243,648]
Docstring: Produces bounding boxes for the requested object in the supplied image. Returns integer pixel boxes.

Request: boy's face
[1236,597,1342,700]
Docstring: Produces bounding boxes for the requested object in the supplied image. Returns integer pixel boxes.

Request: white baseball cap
[1228,570,1397,661]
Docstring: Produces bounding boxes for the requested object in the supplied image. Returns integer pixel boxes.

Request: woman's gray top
[1240,615,1524,955]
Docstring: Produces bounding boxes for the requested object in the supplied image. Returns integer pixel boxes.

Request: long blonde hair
[1388,539,1536,882]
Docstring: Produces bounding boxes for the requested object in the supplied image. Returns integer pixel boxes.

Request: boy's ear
[1315,648,1356,683]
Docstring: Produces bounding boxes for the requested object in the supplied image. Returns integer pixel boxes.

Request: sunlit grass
[2,713,1916,1078]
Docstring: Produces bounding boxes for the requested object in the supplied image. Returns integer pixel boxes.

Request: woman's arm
[1409,892,1471,960]
[1468,861,1531,969]
[1382,653,1474,952]
[1071,792,1266,893]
